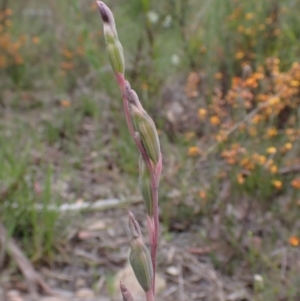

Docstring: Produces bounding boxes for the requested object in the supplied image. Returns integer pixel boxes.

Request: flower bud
[106,37,125,74]
[128,212,153,293]
[96,1,125,74]
[130,105,160,164]
[96,1,117,36]
[139,156,153,216]
[125,81,145,113]
[128,210,142,239]
[120,282,134,301]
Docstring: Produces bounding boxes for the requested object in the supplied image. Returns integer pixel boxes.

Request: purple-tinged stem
[150,154,162,294]
[115,72,162,296]
[145,289,155,301]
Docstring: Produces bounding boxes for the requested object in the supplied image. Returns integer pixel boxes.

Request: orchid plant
[96,2,163,301]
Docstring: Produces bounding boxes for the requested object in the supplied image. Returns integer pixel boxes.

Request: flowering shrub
[0,8,25,84]
[186,57,300,206]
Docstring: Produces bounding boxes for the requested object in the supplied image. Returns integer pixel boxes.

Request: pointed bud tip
[96,1,109,23]
[120,282,126,293]
[120,282,134,301]
[128,211,142,239]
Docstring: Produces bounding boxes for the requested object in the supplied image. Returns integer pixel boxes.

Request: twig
[279,164,300,175]
[0,223,53,300]
[188,243,221,255]
[3,196,142,212]
[182,252,225,301]
[178,263,185,301]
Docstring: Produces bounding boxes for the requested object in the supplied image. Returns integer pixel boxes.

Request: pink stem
[145,289,155,301]
[150,153,162,294]
[115,72,162,297]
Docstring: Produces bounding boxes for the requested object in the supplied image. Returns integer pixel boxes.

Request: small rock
[166,266,179,276]
[227,289,250,301]
[86,220,107,231]
[75,288,95,299]
[6,290,23,301]
[40,297,67,301]
[75,278,87,289]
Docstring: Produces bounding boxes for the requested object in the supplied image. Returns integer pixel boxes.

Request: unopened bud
[130,106,160,164]
[96,1,125,74]
[106,38,125,74]
[128,210,142,239]
[128,212,153,292]
[96,1,117,36]
[125,81,145,113]
[120,282,134,301]
[139,156,153,216]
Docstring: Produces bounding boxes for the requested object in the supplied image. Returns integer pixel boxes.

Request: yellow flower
[5,8,12,15]
[32,36,40,44]
[62,48,73,59]
[235,51,245,60]
[248,127,257,137]
[237,25,245,33]
[142,83,149,90]
[214,72,223,80]
[185,132,195,141]
[254,72,264,80]
[60,100,71,107]
[240,158,254,170]
[266,127,278,137]
[254,154,266,165]
[209,116,221,126]
[269,165,278,174]
[269,97,280,105]
[251,115,261,124]
[272,180,282,189]
[215,132,227,142]
[245,12,254,20]
[289,236,299,247]
[237,173,245,184]
[245,77,258,88]
[188,146,201,157]
[286,128,294,136]
[198,190,206,199]
[291,177,300,189]
[282,142,293,153]
[266,146,276,154]
[290,80,300,87]
[198,108,207,119]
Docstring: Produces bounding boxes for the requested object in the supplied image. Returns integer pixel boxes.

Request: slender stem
[116,72,162,297]
[150,154,162,294]
[151,184,158,293]
[145,289,155,301]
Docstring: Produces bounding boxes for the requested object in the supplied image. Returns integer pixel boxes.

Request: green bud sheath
[104,26,125,74]
[129,237,153,292]
[131,106,160,164]
[139,156,153,216]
